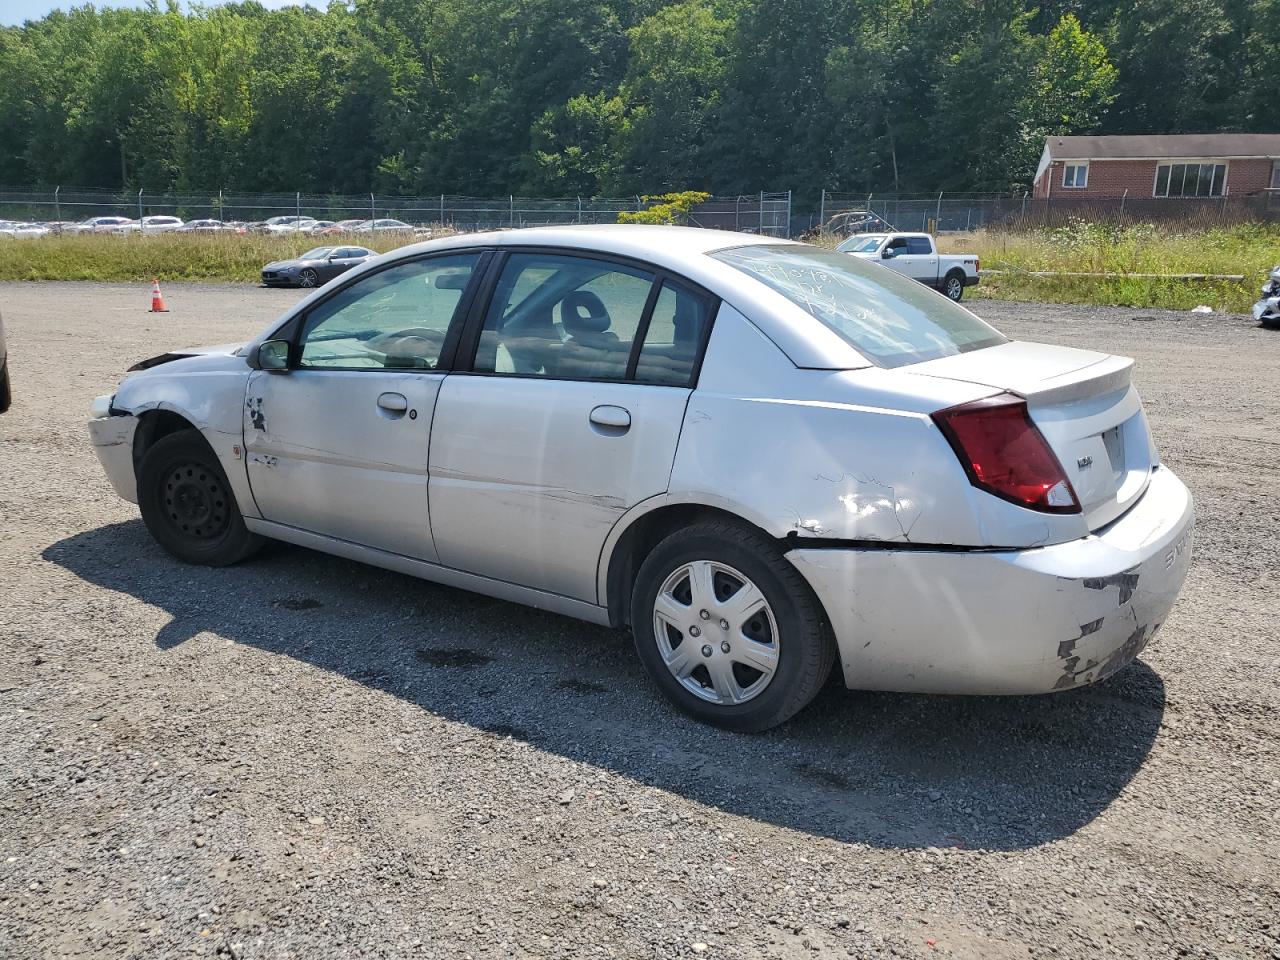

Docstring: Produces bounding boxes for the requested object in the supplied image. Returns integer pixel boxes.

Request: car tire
[631,519,835,732]
[297,268,320,288]
[137,429,263,566]
[942,270,965,302]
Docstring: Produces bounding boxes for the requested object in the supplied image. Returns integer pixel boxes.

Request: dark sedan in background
[261,246,376,288]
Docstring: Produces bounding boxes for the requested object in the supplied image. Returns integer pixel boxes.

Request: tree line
[0,0,1275,201]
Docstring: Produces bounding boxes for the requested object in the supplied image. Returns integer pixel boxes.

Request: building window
[1062,163,1088,188]
[1154,162,1227,197]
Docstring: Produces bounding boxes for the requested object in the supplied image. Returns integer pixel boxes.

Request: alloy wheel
[652,560,780,705]
[945,276,963,300]
[298,268,319,288]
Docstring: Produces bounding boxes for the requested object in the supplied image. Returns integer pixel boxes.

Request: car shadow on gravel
[46,520,1167,852]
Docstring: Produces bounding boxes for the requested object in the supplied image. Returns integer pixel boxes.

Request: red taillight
[932,393,1080,514]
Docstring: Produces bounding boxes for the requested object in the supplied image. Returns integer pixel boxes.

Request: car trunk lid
[909,341,1156,530]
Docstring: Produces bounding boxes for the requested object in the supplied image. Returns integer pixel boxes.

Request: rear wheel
[631,520,835,732]
[138,429,262,566]
[942,270,965,302]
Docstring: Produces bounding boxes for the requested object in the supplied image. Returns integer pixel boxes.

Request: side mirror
[257,339,290,372]
[881,248,896,259]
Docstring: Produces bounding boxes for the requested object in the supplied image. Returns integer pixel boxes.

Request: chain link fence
[4,184,1277,237]
[0,187,794,235]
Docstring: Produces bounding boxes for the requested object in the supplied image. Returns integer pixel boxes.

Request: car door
[903,235,940,283]
[321,248,360,281]
[243,251,484,560]
[429,250,716,602]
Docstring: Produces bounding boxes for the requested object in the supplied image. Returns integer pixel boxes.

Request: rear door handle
[377,392,408,413]
[589,404,631,433]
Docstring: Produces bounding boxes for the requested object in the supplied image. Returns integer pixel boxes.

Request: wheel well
[132,409,199,474]
[605,504,780,628]
[944,267,965,281]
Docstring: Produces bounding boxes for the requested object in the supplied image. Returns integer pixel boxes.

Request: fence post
[818,189,825,230]
[1119,189,1128,222]
[296,192,301,221]
[54,185,60,223]
[218,189,223,222]
[935,191,943,233]
[137,188,144,228]
[577,196,582,224]
[440,194,445,225]
[370,193,375,222]
[786,190,792,238]
[509,195,515,227]
[759,191,765,234]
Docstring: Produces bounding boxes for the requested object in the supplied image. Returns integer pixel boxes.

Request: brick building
[1032,134,1280,199]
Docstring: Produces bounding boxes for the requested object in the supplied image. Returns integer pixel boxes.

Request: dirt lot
[1,282,1278,960]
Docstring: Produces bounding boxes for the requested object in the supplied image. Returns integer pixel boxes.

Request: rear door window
[472,253,656,380]
[634,281,711,386]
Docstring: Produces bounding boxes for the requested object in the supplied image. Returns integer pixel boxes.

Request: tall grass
[0,230,446,284]
[936,221,1279,312]
[3,222,1277,312]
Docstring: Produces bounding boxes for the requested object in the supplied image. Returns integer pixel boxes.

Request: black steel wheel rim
[163,461,230,541]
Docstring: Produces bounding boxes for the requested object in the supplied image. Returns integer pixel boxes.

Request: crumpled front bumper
[88,413,139,503]
[787,466,1194,695]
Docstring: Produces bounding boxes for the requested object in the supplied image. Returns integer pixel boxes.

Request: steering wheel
[379,333,436,369]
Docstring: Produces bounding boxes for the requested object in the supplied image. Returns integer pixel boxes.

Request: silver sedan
[88,226,1194,731]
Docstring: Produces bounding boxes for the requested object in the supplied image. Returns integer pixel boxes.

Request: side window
[474,253,656,380]
[634,281,711,387]
[905,236,933,255]
[887,236,909,251]
[297,253,479,370]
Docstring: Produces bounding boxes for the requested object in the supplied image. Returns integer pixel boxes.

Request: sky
[1,0,305,26]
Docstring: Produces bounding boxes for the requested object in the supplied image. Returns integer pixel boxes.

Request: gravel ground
[1,282,1278,960]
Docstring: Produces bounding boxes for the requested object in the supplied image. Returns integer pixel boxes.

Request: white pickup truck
[836,232,980,302]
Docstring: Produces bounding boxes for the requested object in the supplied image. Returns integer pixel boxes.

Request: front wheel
[297,268,320,288]
[137,429,263,566]
[942,271,965,302]
[631,520,835,732]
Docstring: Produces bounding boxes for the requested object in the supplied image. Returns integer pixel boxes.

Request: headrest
[561,291,611,334]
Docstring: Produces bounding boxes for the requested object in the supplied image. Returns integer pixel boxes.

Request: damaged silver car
[88,225,1194,731]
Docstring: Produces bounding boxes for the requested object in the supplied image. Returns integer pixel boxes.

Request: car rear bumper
[88,413,139,503]
[786,465,1194,695]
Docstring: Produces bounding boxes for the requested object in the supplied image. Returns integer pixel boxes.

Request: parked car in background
[73,216,135,234]
[1253,265,1280,328]
[308,220,336,234]
[353,218,414,235]
[320,219,371,235]
[838,232,980,302]
[260,245,376,287]
[180,219,230,233]
[0,312,9,413]
[260,216,318,236]
[88,225,1193,731]
[0,221,50,239]
[129,215,185,234]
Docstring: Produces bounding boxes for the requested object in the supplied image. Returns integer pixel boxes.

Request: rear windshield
[712,244,1005,367]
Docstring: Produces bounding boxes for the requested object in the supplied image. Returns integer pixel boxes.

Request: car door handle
[377,392,408,413]
[589,404,631,433]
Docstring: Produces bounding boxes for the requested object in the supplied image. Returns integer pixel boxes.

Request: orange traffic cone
[149,278,169,313]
